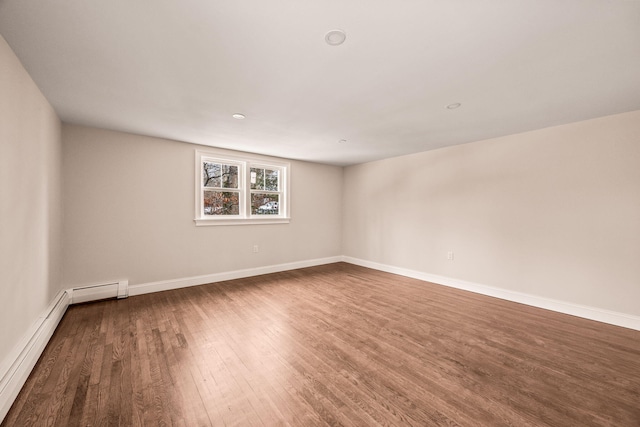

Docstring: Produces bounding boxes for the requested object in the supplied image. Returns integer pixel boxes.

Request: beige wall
[61,125,343,287]
[0,36,62,362]
[343,110,640,316]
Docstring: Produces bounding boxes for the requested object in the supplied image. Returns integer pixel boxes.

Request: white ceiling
[1,1,639,166]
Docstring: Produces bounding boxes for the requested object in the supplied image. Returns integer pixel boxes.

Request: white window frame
[195,150,290,226]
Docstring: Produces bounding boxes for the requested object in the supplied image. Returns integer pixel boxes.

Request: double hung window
[195,150,289,225]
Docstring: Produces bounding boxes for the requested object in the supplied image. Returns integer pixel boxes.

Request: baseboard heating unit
[71,280,129,304]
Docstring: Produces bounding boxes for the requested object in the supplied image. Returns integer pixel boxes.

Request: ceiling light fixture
[338,139,347,144]
[232,113,246,119]
[446,103,462,110]
[325,29,347,46]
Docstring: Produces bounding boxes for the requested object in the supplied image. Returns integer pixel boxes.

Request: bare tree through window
[203,162,239,215]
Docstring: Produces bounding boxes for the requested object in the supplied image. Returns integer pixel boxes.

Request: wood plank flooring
[3,263,640,426]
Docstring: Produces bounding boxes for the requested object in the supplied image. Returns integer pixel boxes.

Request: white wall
[62,125,343,287]
[343,110,640,317]
[0,36,62,364]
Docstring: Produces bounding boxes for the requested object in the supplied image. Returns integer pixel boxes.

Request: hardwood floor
[3,263,640,426]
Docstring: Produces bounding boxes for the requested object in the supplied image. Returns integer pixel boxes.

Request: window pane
[251,193,280,215]
[250,167,265,190]
[203,162,221,188]
[204,190,240,215]
[250,167,279,191]
[265,169,279,191]
[221,165,239,189]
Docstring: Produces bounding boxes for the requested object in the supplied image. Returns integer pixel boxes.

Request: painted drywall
[343,110,640,317]
[0,35,62,364]
[62,125,343,287]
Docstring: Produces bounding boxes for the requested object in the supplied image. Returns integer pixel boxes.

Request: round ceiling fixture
[338,139,347,144]
[232,113,246,119]
[325,29,347,46]
[446,103,462,110]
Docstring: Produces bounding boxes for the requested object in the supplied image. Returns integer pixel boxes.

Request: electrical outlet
[447,251,454,261]
[253,245,259,253]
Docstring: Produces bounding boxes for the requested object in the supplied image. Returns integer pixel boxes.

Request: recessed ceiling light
[446,103,462,110]
[325,29,347,46]
[338,139,347,144]
[232,113,246,119]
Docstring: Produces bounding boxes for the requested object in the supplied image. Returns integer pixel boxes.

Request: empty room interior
[1,1,640,426]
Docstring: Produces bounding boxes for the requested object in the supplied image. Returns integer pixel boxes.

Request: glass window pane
[251,193,280,215]
[203,162,221,188]
[250,167,265,190]
[265,169,279,191]
[221,165,239,189]
[204,190,240,215]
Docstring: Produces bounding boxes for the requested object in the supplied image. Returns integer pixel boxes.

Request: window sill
[194,217,290,226]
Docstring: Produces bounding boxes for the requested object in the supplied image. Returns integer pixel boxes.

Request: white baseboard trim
[129,256,344,297]
[342,256,640,331]
[0,289,70,422]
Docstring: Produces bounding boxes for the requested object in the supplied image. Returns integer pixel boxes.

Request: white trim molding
[194,217,290,226]
[342,256,640,331]
[129,256,342,297]
[0,290,70,422]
